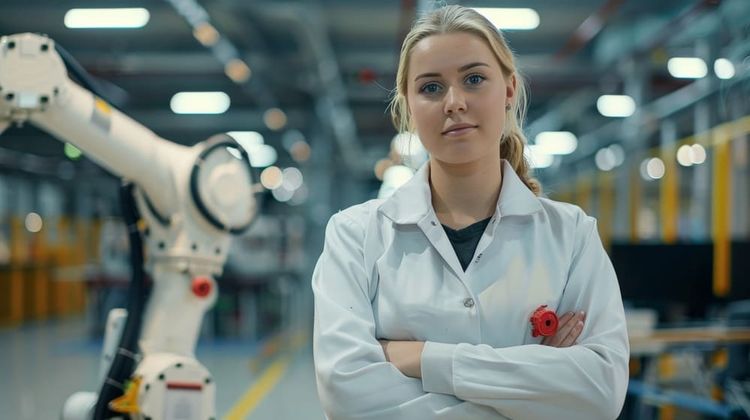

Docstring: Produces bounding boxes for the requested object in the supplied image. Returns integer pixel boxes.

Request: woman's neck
[429,157,503,230]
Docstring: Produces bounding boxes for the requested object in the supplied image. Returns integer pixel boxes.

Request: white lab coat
[312,160,629,420]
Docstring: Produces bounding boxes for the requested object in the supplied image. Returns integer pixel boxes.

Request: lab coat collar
[378,159,542,225]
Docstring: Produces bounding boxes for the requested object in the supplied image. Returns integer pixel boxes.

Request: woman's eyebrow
[413,62,490,82]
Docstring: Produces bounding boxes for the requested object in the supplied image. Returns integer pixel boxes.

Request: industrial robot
[0,33,260,420]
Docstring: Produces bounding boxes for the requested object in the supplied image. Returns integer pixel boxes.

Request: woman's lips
[442,126,477,137]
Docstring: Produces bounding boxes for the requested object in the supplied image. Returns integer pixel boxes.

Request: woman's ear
[506,73,517,104]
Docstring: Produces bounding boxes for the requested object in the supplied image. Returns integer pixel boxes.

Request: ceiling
[0,0,744,182]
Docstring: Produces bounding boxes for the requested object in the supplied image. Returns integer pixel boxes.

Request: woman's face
[406,32,515,166]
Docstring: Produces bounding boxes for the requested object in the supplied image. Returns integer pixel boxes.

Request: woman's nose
[443,86,467,115]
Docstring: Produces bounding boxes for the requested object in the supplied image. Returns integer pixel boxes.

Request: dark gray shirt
[442,217,492,271]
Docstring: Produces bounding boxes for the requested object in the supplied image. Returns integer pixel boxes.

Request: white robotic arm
[0,33,260,419]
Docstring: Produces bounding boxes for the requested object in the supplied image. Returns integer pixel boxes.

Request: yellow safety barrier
[660,145,679,244]
[712,139,731,297]
[0,215,103,326]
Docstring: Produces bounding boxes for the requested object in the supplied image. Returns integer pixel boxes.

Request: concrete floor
[0,317,324,419]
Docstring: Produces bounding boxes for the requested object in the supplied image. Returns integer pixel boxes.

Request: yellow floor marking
[224,355,292,420]
[224,330,310,419]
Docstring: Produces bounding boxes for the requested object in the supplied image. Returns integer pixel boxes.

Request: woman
[312,5,629,419]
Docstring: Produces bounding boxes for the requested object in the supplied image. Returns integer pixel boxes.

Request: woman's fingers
[541,312,573,346]
[551,312,580,346]
[559,319,584,347]
[541,311,585,347]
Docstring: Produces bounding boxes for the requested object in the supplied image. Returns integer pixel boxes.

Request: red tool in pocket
[530,305,559,337]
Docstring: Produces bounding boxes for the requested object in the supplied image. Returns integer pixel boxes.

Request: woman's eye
[419,82,442,94]
[466,74,485,85]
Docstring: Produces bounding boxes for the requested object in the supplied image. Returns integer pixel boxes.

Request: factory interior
[1,0,749,418]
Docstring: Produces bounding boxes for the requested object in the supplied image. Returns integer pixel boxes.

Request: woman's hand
[379,340,425,378]
[541,311,585,347]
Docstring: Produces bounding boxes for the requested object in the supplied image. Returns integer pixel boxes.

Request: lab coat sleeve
[313,212,502,420]
[421,214,630,420]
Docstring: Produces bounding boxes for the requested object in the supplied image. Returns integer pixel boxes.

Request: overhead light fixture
[525,145,554,169]
[667,57,708,79]
[170,92,230,114]
[263,108,287,131]
[676,145,693,167]
[25,212,43,233]
[378,165,415,199]
[391,132,428,169]
[193,22,220,46]
[281,167,304,191]
[595,148,616,171]
[640,157,665,181]
[534,131,578,155]
[290,141,311,163]
[609,144,625,166]
[260,166,283,190]
[714,58,735,80]
[272,186,295,202]
[64,8,150,29]
[596,95,635,118]
[243,144,278,168]
[225,59,252,83]
[471,8,540,30]
[596,144,625,171]
[691,144,706,165]
[227,131,264,147]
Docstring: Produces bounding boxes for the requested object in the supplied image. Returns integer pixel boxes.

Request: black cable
[53,43,105,99]
[93,183,146,420]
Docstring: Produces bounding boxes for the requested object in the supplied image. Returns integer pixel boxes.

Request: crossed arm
[380,310,587,379]
[313,212,629,420]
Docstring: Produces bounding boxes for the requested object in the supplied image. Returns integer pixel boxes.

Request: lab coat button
[463,298,475,308]
[431,221,437,226]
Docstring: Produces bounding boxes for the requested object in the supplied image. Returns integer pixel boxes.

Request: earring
[505,103,511,111]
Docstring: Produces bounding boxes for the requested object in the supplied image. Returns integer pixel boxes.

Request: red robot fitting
[530,305,559,337]
[191,276,212,298]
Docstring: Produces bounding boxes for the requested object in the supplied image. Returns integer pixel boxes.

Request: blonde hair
[389,5,541,195]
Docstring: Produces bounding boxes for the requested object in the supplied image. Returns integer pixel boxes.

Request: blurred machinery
[0,33,260,420]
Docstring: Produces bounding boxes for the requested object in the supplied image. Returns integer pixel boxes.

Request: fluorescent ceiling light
[471,8,540,30]
[228,132,277,167]
[245,144,278,168]
[596,95,635,118]
[667,57,707,79]
[714,58,735,80]
[64,8,150,29]
[228,131,264,147]
[525,145,554,169]
[534,131,578,155]
[170,92,230,114]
